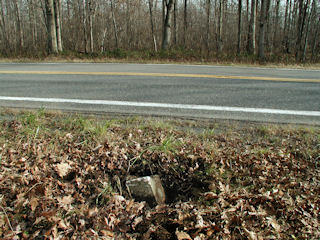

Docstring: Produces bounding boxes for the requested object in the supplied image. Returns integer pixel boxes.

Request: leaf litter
[0,110,319,239]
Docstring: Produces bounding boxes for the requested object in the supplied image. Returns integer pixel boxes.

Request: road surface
[0,63,319,124]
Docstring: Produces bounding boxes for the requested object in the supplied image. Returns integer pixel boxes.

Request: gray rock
[126,175,166,206]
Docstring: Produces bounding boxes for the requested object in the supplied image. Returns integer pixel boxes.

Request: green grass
[148,135,181,155]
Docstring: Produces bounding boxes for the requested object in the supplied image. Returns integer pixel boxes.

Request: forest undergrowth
[0,109,319,239]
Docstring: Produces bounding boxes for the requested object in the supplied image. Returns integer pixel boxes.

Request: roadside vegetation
[0,109,319,239]
[1,49,320,70]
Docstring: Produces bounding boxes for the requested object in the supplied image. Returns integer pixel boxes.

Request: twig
[115,175,122,196]
[127,150,147,173]
[34,126,40,140]
[26,182,43,194]
[0,205,15,234]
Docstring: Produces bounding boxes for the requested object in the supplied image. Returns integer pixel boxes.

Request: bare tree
[148,0,158,52]
[13,0,24,51]
[0,0,318,62]
[258,0,268,61]
[206,0,211,52]
[162,0,174,50]
[302,0,315,61]
[237,0,242,55]
[311,0,319,60]
[0,0,8,49]
[183,0,187,46]
[217,0,224,54]
[272,0,280,51]
[296,0,310,62]
[88,0,95,52]
[265,0,271,53]
[283,0,290,52]
[45,0,58,54]
[82,0,87,52]
[54,0,63,52]
[247,0,256,54]
[173,0,177,46]
[110,0,119,49]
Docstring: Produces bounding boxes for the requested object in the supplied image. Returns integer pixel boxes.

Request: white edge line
[1,96,320,117]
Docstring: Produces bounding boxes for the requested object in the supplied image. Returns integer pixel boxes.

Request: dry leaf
[176,230,192,240]
[56,162,72,178]
[243,227,258,240]
[29,197,39,211]
[57,195,73,211]
[100,229,114,237]
[267,217,281,232]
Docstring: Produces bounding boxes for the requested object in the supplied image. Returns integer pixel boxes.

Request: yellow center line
[0,70,319,83]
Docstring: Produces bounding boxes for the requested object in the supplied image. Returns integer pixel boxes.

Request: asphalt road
[0,63,320,124]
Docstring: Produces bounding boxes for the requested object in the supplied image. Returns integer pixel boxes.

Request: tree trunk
[13,0,24,50]
[162,0,174,50]
[273,0,280,52]
[0,0,8,47]
[183,0,187,46]
[126,0,131,49]
[110,0,119,49]
[302,0,314,61]
[296,0,310,61]
[27,0,36,48]
[265,0,271,53]
[311,0,318,60]
[217,0,224,54]
[206,0,211,52]
[54,0,63,52]
[247,0,256,54]
[311,22,319,61]
[88,0,94,53]
[82,0,87,53]
[237,0,242,55]
[45,0,58,54]
[258,0,268,61]
[283,0,289,52]
[173,0,177,46]
[286,0,293,53]
[148,0,158,52]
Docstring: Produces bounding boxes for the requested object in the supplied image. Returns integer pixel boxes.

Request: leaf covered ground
[0,110,319,239]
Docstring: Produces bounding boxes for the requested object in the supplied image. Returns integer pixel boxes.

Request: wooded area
[0,0,319,62]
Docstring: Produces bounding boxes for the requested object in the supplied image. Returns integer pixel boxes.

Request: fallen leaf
[100,229,114,237]
[29,197,39,211]
[55,162,72,178]
[132,216,143,230]
[243,227,258,240]
[57,195,73,211]
[267,217,281,232]
[176,230,192,240]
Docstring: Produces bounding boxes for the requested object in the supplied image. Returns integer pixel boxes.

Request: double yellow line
[0,70,319,83]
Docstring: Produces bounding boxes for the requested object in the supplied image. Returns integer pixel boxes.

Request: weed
[21,112,37,126]
[251,147,270,156]
[91,120,114,137]
[256,125,272,137]
[149,120,173,131]
[201,128,215,139]
[149,135,181,155]
[20,108,46,127]
[96,182,113,206]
